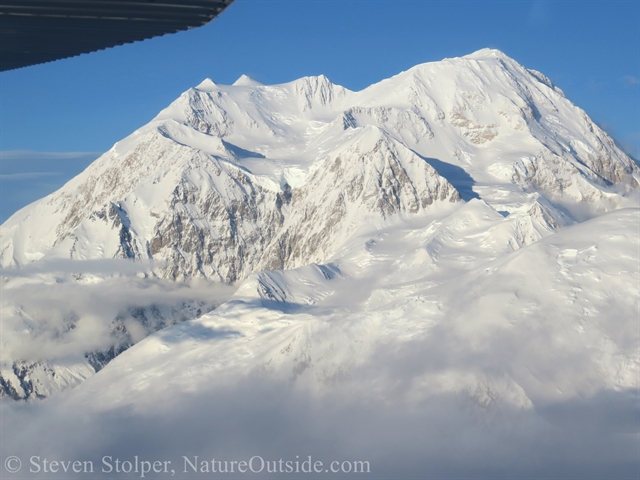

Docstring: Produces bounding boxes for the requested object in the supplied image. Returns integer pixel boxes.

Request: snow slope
[2,204,637,479]
[64,205,639,411]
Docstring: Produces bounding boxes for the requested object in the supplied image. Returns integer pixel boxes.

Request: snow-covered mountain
[2,47,639,479]
[1,49,636,282]
[0,48,638,411]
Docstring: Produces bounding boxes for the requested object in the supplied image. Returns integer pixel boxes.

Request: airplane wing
[0,0,234,72]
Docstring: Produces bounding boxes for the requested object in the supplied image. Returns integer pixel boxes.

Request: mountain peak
[195,78,218,91]
[290,74,345,110]
[293,73,334,88]
[462,48,510,60]
[232,74,263,87]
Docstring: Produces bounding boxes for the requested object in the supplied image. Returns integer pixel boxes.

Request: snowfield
[52,205,639,413]
[1,49,638,478]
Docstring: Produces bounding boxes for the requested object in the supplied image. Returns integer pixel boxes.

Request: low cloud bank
[1,261,235,363]
[1,378,638,479]
[0,150,102,223]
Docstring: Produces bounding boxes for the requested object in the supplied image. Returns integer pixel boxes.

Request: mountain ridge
[2,48,636,281]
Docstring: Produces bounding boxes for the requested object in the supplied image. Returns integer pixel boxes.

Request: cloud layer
[0,150,102,223]
[1,260,235,364]
[2,378,638,479]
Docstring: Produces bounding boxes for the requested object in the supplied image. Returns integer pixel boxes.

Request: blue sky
[0,0,638,222]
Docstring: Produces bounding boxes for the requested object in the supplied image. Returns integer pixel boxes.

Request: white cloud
[623,75,640,85]
[0,150,102,161]
[1,379,637,479]
[0,172,59,180]
[0,264,236,363]
[0,151,103,223]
